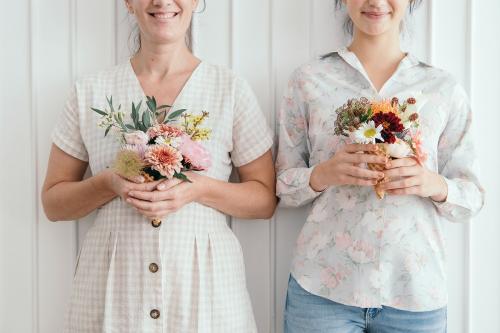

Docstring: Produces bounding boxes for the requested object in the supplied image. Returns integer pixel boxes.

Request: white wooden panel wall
[1,1,499,332]
[469,0,500,331]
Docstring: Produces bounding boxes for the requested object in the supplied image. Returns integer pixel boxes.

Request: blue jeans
[285,275,447,333]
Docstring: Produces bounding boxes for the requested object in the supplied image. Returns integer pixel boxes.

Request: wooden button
[150,309,160,319]
[149,263,159,273]
[151,219,162,228]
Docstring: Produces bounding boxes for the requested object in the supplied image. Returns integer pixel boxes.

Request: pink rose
[124,131,149,146]
[179,135,212,171]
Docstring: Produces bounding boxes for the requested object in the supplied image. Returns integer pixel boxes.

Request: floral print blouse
[275,47,484,311]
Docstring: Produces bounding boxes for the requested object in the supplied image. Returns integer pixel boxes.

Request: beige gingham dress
[52,60,273,333]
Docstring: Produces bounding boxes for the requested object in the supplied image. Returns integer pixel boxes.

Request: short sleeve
[230,77,273,167]
[51,85,89,162]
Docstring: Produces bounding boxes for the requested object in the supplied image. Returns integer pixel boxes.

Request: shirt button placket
[150,309,160,319]
[149,262,159,273]
[151,218,162,228]
[148,219,163,327]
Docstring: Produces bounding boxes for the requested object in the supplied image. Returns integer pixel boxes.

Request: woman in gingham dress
[41,0,276,332]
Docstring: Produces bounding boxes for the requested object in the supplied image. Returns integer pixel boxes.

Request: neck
[131,37,198,80]
[348,28,404,66]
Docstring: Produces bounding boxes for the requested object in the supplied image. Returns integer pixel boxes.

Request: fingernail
[158,184,165,190]
[129,191,135,196]
[126,198,132,203]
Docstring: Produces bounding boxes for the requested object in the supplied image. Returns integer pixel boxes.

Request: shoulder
[408,55,464,92]
[198,62,256,95]
[418,63,468,102]
[73,61,129,93]
[286,53,345,90]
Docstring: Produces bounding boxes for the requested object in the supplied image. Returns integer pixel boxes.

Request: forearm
[197,176,277,219]
[42,171,117,222]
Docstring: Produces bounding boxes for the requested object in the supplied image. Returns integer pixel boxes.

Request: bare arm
[126,150,277,220]
[41,144,161,222]
[197,150,277,219]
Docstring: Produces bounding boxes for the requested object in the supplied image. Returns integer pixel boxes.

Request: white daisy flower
[352,120,384,144]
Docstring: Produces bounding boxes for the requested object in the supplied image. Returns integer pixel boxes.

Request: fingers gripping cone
[367,144,389,199]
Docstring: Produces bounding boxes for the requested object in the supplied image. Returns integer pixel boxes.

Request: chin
[359,24,392,37]
[151,33,184,45]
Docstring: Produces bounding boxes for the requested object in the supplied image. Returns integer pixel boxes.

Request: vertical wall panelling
[30,0,40,331]
[3,1,500,332]
[0,0,38,332]
[470,0,500,332]
[228,0,274,331]
[36,0,78,330]
[271,2,312,332]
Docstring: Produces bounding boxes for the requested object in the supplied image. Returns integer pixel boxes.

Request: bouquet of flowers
[334,97,427,199]
[92,96,211,183]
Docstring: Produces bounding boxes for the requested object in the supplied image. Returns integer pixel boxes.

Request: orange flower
[147,124,184,140]
[371,100,399,115]
[145,145,183,179]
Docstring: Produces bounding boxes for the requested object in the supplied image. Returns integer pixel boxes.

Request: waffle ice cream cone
[140,171,156,183]
[367,144,390,199]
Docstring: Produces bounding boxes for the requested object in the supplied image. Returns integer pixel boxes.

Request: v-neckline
[337,47,415,96]
[127,59,204,112]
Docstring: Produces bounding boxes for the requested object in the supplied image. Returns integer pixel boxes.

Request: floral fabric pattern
[275,47,484,311]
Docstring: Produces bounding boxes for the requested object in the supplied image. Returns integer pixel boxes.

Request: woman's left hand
[379,157,448,202]
[126,172,206,219]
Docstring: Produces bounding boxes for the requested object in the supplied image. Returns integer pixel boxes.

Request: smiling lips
[149,11,179,21]
[362,11,390,19]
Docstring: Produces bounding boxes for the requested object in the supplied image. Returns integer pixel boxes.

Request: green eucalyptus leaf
[104,125,112,137]
[173,172,191,183]
[91,107,107,116]
[157,104,171,110]
[142,111,151,128]
[167,109,187,120]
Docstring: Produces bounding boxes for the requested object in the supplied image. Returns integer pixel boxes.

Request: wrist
[95,169,117,196]
[430,174,448,202]
[310,164,328,192]
[190,172,210,203]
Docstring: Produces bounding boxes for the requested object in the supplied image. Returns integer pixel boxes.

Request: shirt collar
[336,46,420,72]
[335,47,421,95]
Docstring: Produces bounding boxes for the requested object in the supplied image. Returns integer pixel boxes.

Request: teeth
[153,12,176,19]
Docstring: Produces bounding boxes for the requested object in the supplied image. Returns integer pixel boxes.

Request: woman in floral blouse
[276,0,484,332]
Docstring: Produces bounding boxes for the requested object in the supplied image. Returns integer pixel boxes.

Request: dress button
[149,263,159,273]
[150,309,160,319]
[151,219,162,228]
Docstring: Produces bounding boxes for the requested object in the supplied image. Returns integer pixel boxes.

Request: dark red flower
[380,130,396,144]
[372,112,404,144]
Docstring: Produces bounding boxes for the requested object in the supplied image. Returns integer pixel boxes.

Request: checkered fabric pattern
[52,60,273,333]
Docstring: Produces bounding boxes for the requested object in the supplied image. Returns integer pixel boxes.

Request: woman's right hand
[309,143,388,191]
[101,169,162,201]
